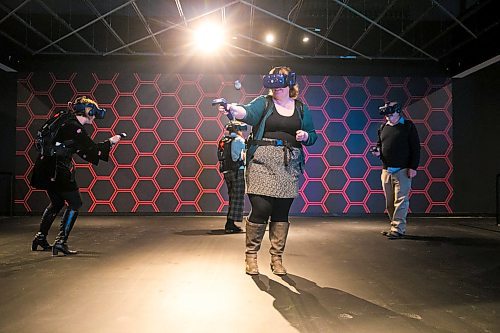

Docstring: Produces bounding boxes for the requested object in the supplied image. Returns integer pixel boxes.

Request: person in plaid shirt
[222,122,246,234]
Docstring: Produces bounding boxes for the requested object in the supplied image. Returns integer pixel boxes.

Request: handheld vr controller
[212,98,233,120]
[118,133,127,138]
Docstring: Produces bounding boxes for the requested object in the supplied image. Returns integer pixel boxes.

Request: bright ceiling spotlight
[302,36,310,43]
[193,23,225,54]
[265,33,275,44]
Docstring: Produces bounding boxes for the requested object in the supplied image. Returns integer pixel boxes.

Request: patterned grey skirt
[246,143,302,198]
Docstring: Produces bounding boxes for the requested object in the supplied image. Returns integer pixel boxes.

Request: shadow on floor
[252,274,447,333]
[401,235,500,247]
[174,229,246,236]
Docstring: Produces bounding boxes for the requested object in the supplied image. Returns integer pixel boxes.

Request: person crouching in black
[30,96,122,255]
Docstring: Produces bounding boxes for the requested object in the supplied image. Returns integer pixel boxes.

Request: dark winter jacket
[30,112,112,191]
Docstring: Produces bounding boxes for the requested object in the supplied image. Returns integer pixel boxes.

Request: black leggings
[248,194,294,224]
[46,189,83,213]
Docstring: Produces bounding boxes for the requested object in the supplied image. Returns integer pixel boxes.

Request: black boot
[52,209,79,256]
[225,218,242,234]
[31,206,58,251]
[31,232,52,251]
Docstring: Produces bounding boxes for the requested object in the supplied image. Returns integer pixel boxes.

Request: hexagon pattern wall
[15,73,452,214]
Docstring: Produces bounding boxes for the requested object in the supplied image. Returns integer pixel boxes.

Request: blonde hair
[74,96,98,108]
[267,66,299,99]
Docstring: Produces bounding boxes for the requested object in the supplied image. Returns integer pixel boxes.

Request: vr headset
[73,101,106,119]
[262,71,296,89]
[379,102,401,116]
[225,121,247,133]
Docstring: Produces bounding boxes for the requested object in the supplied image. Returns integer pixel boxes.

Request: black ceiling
[0,0,498,75]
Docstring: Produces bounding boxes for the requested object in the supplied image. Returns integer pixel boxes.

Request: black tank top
[263,106,301,147]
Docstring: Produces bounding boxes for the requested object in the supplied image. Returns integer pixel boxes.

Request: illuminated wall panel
[15,73,452,214]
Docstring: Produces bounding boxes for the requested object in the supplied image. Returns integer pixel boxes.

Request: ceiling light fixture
[193,23,225,54]
[265,33,275,44]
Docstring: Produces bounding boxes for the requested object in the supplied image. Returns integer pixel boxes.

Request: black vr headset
[379,102,401,116]
[262,68,297,89]
[73,100,106,119]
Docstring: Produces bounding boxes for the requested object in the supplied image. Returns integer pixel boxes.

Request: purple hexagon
[325,145,348,167]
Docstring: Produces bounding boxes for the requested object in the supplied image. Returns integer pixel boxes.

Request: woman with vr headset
[30,96,122,255]
[217,66,317,275]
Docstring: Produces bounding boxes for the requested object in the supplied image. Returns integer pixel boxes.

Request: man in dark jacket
[372,101,420,239]
[31,96,121,255]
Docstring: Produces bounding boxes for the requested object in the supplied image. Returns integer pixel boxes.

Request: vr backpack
[35,111,73,157]
[217,136,244,173]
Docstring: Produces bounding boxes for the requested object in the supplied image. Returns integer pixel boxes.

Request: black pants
[46,189,83,213]
[248,194,293,224]
[38,189,82,236]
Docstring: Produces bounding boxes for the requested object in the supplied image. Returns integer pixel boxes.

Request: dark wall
[9,55,500,214]
[11,56,454,215]
[0,71,17,215]
[14,70,452,214]
[452,62,500,214]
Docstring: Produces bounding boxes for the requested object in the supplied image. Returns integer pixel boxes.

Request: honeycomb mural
[15,72,452,214]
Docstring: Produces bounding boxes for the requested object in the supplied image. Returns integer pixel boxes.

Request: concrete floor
[0,215,499,333]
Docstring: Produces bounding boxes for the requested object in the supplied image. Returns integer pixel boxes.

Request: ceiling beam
[416,0,490,56]
[331,0,438,61]
[283,0,304,50]
[174,0,187,27]
[0,2,66,54]
[350,0,399,51]
[35,0,98,54]
[378,4,434,57]
[237,33,304,59]
[131,2,164,54]
[453,54,500,78]
[438,19,499,60]
[0,30,34,54]
[314,0,347,56]
[104,1,239,56]
[248,0,256,52]
[82,0,133,54]
[0,0,31,25]
[148,16,270,59]
[431,0,476,38]
[240,0,371,59]
[34,0,136,55]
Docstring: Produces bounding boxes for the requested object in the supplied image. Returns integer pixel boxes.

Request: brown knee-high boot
[269,222,290,276]
[245,220,267,275]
